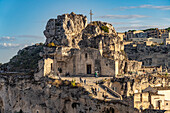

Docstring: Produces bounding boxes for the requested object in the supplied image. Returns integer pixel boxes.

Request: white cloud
[120,5,170,10]
[23,45,28,48]
[0,36,15,41]
[98,15,149,19]
[0,43,20,49]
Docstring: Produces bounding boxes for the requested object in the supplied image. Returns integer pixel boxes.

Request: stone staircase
[79,80,122,100]
[82,83,116,100]
[50,76,122,100]
[99,84,122,100]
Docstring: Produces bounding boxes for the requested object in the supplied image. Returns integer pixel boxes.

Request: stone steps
[51,76,122,100]
[99,84,122,100]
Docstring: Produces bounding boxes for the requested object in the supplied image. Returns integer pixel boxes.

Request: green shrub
[159,42,164,45]
[93,21,98,26]
[143,28,156,32]
[101,26,109,33]
[151,44,156,47]
[39,43,44,45]
[128,30,136,32]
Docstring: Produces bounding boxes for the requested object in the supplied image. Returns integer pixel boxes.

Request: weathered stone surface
[82,21,117,40]
[41,13,127,77]
[0,75,139,113]
[124,43,170,70]
[44,12,87,47]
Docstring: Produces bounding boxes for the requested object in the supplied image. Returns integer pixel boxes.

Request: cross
[90,10,93,23]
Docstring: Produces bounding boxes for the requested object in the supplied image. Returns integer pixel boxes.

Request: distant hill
[0,43,44,73]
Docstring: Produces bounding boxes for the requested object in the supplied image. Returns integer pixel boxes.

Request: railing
[99,84,122,100]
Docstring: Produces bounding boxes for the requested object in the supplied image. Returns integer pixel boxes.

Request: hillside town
[0,12,169,113]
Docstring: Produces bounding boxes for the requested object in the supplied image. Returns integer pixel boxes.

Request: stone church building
[35,12,139,79]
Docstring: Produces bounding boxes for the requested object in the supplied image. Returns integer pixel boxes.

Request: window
[140,94,142,102]
[51,63,53,70]
[85,53,88,59]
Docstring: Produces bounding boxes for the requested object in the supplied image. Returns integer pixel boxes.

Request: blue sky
[0,0,170,63]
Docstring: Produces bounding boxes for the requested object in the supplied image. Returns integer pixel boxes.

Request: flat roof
[154,87,170,90]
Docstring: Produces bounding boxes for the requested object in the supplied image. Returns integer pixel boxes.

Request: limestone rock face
[82,21,117,40]
[79,21,126,74]
[0,75,139,113]
[43,13,127,75]
[44,12,87,47]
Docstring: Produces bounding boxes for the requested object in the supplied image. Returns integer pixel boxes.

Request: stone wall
[124,43,170,71]
[126,60,142,73]
[53,48,116,76]
[34,58,54,80]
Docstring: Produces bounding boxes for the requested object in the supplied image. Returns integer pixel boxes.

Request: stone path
[49,76,122,100]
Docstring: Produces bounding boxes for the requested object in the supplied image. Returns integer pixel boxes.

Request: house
[134,86,170,112]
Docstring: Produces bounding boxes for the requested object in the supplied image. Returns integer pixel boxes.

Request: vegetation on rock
[1,44,44,73]
[143,28,157,32]
[128,30,136,32]
[101,26,109,33]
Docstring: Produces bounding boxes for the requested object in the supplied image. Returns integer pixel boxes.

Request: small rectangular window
[51,63,53,70]
[85,53,88,59]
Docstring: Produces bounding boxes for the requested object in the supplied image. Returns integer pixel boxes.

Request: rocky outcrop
[0,75,138,113]
[44,12,87,47]
[82,21,117,40]
[43,13,127,75]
